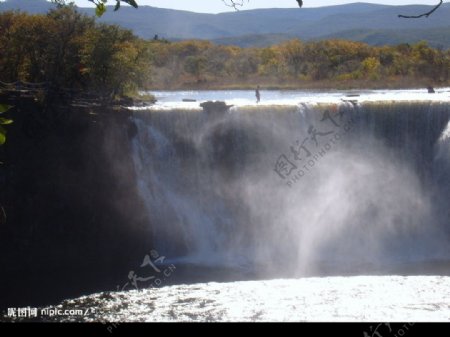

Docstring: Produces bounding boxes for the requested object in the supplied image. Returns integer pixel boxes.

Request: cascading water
[130,99,450,277]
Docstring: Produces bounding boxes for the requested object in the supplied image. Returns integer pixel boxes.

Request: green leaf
[0,104,13,114]
[0,118,13,125]
[0,125,6,145]
[114,1,121,11]
[95,3,107,17]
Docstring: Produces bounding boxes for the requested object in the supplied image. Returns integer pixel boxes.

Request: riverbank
[145,76,449,91]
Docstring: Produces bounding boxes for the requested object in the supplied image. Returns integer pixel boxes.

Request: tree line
[147,38,450,89]
[0,5,151,97]
[1,6,449,94]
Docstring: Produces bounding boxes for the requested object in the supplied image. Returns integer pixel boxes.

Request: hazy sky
[67,1,435,13]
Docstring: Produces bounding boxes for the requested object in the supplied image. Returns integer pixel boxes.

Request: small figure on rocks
[256,85,261,103]
[427,86,435,93]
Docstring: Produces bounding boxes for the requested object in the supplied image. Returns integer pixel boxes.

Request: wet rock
[200,101,233,114]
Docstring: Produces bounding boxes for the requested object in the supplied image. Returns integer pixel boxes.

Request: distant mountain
[1,0,450,48]
[0,0,53,13]
[212,34,295,48]
[320,26,450,49]
[215,26,450,49]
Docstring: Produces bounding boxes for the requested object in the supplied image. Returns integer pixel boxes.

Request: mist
[129,101,450,278]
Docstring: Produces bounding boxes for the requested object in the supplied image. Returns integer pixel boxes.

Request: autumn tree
[184,56,207,82]
[0,6,153,97]
[281,40,305,77]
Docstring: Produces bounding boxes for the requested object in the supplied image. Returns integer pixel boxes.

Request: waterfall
[130,101,450,276]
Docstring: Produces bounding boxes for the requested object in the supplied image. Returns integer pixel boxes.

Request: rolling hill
[1,0,450,48]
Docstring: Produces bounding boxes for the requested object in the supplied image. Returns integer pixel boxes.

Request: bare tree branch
[222,0,249,11]
[398,0,443,18]
[54,0,445,19]
[223,0,303,10]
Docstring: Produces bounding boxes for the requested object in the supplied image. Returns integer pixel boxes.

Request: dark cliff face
[0,97,151,310]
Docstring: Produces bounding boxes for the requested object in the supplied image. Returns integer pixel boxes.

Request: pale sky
[63,1,436,13]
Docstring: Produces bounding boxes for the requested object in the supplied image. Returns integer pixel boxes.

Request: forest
[1,6,450,94]
[0,5,151,97]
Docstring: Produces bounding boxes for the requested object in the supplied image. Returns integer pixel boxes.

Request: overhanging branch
[398,0,443,18]
[223,0,303,10]
[222,0,249,11]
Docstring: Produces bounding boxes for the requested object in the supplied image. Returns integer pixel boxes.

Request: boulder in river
[200,101,233,114]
